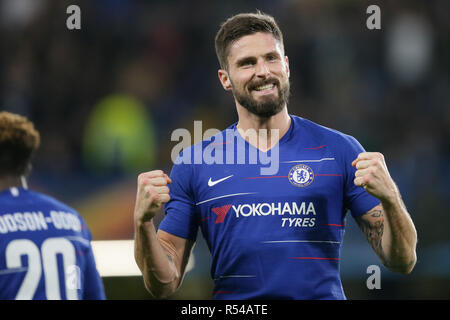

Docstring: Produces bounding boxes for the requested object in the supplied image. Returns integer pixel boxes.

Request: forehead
[227,32,283,64]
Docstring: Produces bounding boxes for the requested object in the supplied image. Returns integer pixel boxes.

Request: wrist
[379,191,402,211]
[378,181,401,206]
[135,217,154,230]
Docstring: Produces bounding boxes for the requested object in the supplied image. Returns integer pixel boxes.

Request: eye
[239,59,255,67]
[266,54,278,62]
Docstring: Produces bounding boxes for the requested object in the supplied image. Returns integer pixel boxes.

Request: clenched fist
[352,152,399,203]
[134,170,172,225]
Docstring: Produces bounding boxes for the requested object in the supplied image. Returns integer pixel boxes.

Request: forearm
[134,220,180,298]
[357,199,417,274]
[380,193,417,273]
[353,152,417,274]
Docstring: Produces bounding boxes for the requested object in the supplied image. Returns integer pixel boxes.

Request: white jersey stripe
[281,157,335,163]
[214,275,256,280]
[261,240,340,244]
[196,192,258,206]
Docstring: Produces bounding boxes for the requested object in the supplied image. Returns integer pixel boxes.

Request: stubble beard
[232,78,290,118]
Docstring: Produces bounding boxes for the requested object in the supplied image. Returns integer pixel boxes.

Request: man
[134,12,417,299]
[0,111,105,300]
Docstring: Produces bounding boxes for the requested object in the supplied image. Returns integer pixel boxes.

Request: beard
[232,77,290,118]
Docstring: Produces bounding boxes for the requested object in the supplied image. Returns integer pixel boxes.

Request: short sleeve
[341,135,380,218]
[158,156,198,241]
[78,216,106,300]
[82,245,106,300]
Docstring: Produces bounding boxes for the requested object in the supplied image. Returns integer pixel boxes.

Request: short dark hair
[0,112,40,177]
[215,11,284,70]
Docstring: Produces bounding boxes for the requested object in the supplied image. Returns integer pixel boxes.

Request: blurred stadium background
[1,0,449,299]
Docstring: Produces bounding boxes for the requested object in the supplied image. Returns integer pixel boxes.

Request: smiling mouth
[250,83,278,96]
[249,80,279,93]
[254,83,275,91]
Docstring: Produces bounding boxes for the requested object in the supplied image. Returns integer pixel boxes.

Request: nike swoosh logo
[208,175,233,187]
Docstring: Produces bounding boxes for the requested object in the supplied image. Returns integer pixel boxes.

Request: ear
[218,69,232,91]
[284,56,290,78]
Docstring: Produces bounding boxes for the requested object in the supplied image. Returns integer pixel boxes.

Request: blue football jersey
[0,187,105,300]
[159,115,380,300]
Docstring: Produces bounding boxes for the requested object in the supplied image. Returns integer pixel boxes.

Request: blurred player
[0,112,105,300]
[134,12,417,299]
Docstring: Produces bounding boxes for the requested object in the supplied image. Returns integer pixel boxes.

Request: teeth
[255,84,274,91]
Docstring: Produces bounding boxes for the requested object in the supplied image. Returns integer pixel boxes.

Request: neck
[236,104,290,132]
[235,105,291,151]
[0,176,26,192]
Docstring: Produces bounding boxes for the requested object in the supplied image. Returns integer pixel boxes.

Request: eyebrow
[234,51,281,67]
[235,56,255,67]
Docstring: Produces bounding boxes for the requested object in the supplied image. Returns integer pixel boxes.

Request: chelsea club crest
[288,164,314,187]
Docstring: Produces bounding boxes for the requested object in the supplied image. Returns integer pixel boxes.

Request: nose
[255,59,270,78]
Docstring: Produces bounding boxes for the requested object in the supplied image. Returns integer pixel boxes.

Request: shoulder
[172,123,236,167]
[291,115,364,151]
[29,190,79,213]
[292,115,354,141]
[28,189,90,227]
[31,190,94,239]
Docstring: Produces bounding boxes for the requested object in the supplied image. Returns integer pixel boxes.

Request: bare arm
[355,203,416,274]
[133,170,194,298]
[353,153,417,274]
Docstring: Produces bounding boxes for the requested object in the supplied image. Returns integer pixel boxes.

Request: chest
[193,146,346,241]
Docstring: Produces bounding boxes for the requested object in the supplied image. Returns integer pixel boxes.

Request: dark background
[1,0,449,299]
